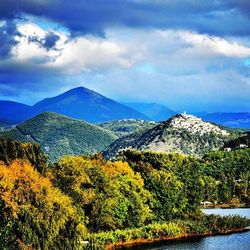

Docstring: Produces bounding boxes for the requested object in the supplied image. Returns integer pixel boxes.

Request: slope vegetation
[0,112,117,161]
[98,119,157,137]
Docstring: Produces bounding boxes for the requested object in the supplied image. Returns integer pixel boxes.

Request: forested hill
[0,112,117,161]
[98,119,157,137]
[104,113,230,159]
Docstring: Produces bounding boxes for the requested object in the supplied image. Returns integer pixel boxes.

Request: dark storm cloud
[0,20,20,58]
[43,32,60,49]
[0,60,67,100]
[0,0,250,36]
[27,31,60,50]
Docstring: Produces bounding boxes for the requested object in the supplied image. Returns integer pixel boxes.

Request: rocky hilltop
[103,113,230,159]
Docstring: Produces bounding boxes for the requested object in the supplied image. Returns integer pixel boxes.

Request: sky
[0,0,250,112]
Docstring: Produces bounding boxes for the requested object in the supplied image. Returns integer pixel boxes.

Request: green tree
[52,156,153,232]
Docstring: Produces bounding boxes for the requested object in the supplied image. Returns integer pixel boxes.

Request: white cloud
[179,31,250,58]
[13,23,62,62]
[48,37,134,73]
[11,23,136,73]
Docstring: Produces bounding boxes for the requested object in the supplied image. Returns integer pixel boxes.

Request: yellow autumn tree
[0,160,86,250]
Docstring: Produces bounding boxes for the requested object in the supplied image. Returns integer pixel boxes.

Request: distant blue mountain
[0,101,31,124]
[196,112,250,129]
[0,87,150,124]
[125,102,176,121]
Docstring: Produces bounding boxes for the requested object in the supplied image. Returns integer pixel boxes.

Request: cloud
[46,37,134,73]
[179,31,250,58]
[0,20,20,59]
[0,0,250,36]
[0,1,249,111]
[0,23,138,103]
[2,22,134,72]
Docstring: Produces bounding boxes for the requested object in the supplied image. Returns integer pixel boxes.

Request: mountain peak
[64,86,93,93]
[27,86,150,123]
[59,86,97,98]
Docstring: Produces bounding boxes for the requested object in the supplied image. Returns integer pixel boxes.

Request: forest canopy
[0,139,249,249]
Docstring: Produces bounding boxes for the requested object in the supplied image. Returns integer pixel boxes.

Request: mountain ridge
[0,87,150,124]
[0,101,31,123]
[103,113,230,159]
[196,112,250,129]
[98,119,157,137]
[125,102,176,121]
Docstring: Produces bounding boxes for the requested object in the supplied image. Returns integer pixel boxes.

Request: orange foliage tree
[0,160,86,250]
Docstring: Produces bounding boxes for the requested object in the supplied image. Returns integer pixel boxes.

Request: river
[119,208,250,250]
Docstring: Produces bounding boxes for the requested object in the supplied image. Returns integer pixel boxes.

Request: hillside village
[170,112,230,136]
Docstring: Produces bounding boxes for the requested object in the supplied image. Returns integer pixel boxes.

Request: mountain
[98,119,157,137]
[0,112,117,161]
[124,102,176,121]
[103,113,230,159]
[0,101,31,123]
[1,87,150,124]
[197,112,250,129]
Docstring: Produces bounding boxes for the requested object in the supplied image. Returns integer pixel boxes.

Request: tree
[118,150,203,220]
[0,160,85,250]
[0,138,48,175]
[52,156,153,232]
[90,161,153,231]
[146,169,184,220]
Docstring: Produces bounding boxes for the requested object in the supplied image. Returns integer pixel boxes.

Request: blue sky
[0,0,250,112]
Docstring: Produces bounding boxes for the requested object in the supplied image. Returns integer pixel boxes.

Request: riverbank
[87,214,250,250]
[108,227,249,249]
[200,204,247,209]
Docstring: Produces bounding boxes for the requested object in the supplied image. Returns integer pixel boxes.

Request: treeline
[224,132,250,148]
[0,139,249,249]
[200,148,250,206]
